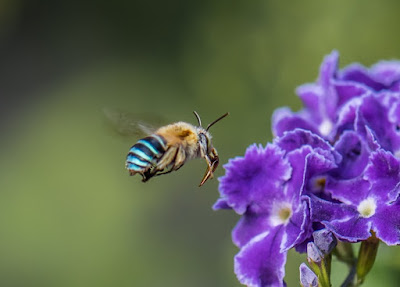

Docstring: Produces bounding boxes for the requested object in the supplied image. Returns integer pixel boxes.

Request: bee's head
[193,111,229,186]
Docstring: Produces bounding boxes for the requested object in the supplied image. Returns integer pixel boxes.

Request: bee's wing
[103,108,165,138]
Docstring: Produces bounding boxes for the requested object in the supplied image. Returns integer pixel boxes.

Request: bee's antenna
[206,112,229,131]
[193,111,202,127]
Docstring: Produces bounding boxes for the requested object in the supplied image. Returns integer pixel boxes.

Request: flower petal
[296,84,322,121]
[365,149,400,203]
[334,81,370,107]
[218,144,292,215]
[212,198,231,210]
[339,63,386,91]
[310,196,372,242]
[325,176,370,206]
[318,50,339,88]
[234,227,286,287]
[232,211,270,248]
[281,200,311,251]
[333,131,371,179]
[285,146,313,199]
[275,129,333,154]
[272,107,319,137]
[390,81,400,92]
[371,61,400,87]
[335,96,363,136]
[323,216,372,243]
[372,202,400,245]
[355,95,395,151]
[309,195,355,223]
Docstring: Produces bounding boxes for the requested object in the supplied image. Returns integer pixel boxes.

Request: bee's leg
[199,148,219,186]
[155,168,174,176]
[141,170,154,182]
[172,145,186,171]
[150,146,178,177]
[141,162,162,182]
[154,146,186,176]
[141,175,149,182]
[140,147,179,182]
[157,146,178,170]
[158,146,186,175]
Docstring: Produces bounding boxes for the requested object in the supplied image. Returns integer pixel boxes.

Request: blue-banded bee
[126,112,228,186]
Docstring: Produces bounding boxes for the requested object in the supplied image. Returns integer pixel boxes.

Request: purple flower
[234,227,287,287]
[272,51,358,141]
[215,51,400,287]
[216,143,292,217]
[311,149,400,245]
[272,51,400,153]
[331,130,376,179]
[340,60,400,92]
[335,92,400,154]
[214,130,339,286]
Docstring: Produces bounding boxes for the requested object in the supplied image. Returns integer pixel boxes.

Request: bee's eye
[199,134,205,145]
[206,138,211,153]
[199,134,211,152]
[202,135,210,152]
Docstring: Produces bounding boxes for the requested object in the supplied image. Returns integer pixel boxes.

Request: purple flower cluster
[214,51,400,286]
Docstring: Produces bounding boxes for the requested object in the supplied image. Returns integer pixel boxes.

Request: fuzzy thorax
[156,122,204,159]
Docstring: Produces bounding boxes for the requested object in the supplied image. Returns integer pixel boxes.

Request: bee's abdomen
[126,134,167,173]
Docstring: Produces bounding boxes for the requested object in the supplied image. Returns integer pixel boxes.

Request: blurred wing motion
[103,107,165,137]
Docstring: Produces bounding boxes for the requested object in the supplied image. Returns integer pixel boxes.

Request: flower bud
[306,242,331,287]
[307,242,323,264]
[356,232,380,284]
[313,229,337,255]
[300,263,318,287]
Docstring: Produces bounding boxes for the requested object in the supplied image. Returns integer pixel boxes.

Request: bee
[126,111,229,186]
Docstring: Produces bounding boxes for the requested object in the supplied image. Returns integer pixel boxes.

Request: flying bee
[124,111,229,186]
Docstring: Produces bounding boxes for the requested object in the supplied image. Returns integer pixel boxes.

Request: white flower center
[394,149,400,159]
[319,119,333,137]
[270,202,293,226]
[357,198,377,218]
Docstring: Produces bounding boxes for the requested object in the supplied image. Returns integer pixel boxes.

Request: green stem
[321,253,332,287]
[307,247,332,287]
[340,263,357,287]
[309,259,331,287]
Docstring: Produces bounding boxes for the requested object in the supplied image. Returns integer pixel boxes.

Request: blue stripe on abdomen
[129,147,153,162]
[126,154,149,167]
[137,139,161,156]
[141,135,166,155]
[126,162,144,172]
[126,134,166,174]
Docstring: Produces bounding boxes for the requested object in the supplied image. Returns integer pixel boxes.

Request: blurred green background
[1,1,400,286]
